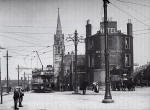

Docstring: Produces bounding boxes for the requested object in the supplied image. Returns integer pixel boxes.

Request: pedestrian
[95,82,99,93]
[19,88,24,107]
[13,88,19,109]
[81,81,88,95]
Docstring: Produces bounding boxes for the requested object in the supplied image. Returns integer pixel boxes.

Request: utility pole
[102,0,114,103]
[16,66,32,89]
[28,75,29,91]
[0,58,3,104]
[74,30,78,93]
[71,51,74,89]
[0,47,5,103]
[24,72,25,90]
[66,30,84,94]
[20,73,32,91]
[3,50,12,93]
[17,65,20,86]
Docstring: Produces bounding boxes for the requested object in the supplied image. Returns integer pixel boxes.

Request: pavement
[0,87,150,110]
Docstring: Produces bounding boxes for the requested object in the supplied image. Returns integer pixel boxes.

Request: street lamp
[102,0,114,103]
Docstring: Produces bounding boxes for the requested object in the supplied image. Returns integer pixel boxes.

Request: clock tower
[53,8,65,87]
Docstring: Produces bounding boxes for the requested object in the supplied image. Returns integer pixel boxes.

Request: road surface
[0,87,150,110]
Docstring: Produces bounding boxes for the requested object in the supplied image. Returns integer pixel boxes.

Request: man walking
[13,88,19,109]
[19,88,24,107]
[81,81,88,95]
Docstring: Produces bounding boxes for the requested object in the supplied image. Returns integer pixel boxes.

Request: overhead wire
[109,0,150,39]
[1,31,54,35]
[0,34,42,46]
[114,0,150,22]
[115,0,150,8]
[110,0,150,28]
[3,33,45,44]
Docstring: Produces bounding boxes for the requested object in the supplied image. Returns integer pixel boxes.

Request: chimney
[86,19,92,37]
[127,19,133,36]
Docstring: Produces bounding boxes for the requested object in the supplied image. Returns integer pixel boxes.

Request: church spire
[56,8,62,34]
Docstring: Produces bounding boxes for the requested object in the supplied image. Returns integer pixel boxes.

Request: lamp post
[102,0,114,103]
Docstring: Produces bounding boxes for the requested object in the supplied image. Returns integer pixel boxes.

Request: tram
[31,65,54,92]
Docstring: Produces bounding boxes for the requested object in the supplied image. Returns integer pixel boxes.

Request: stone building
[85,19,133,84]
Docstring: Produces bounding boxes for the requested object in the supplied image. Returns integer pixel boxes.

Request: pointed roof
[56,8,62,34]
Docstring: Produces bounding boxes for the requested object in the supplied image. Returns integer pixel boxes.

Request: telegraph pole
[3,50,12,93]
[74,30,78,93]
[71,51,74,89]
[102,0,114,103]
[0,46,5,104]
[28,75,29,91]
[17,65,20,86]
[66,30,84,94]
[24,72,25,90]
[21,73,32,91]
[0,58,3,104]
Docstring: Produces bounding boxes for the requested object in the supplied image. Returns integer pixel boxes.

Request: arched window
[125,37,130,49]
[125,54,131,67]
[58,47,60,54]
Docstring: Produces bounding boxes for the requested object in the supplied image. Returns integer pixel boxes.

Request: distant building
[53,9,65,87]
[85,19,133,84]
[63,52,86,90]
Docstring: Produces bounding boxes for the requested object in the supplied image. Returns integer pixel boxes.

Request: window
[88,55,95,68]
[125,54,131,67]
[125,37,130,49]
[111,28,116,33]
[88,39,94,49]
[88,55,90,67]
[100,28,104,33]
[91,56,94,67]
[58,47,60,54]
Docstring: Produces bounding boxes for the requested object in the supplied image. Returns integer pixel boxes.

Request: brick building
[85,19,133,84]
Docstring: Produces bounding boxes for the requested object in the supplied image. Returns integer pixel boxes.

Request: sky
[0,0,150,80]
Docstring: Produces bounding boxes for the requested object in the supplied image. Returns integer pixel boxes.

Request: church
[53,9,65,88]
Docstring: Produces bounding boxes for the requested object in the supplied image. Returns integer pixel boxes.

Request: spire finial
[58,8,59,17]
